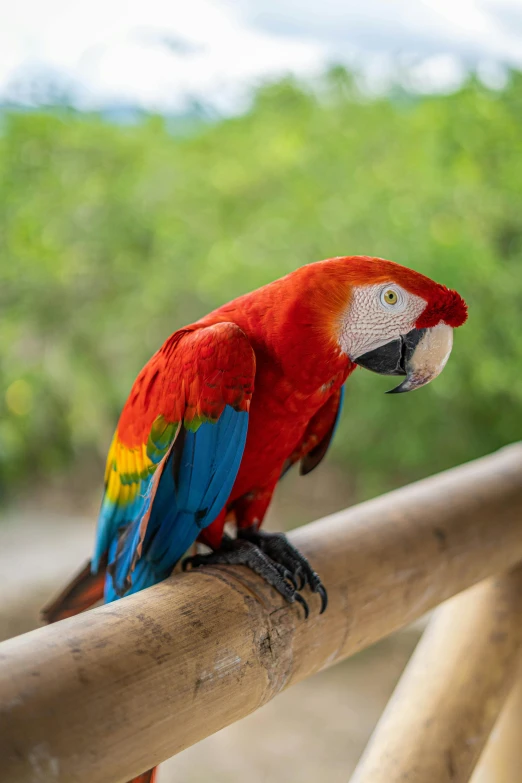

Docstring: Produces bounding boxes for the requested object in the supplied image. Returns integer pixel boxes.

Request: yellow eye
[383,289,398,305]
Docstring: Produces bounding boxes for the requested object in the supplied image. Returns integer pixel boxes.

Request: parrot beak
[354,323,454,394]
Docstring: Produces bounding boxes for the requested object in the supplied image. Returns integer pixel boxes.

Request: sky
[1,0,522,111]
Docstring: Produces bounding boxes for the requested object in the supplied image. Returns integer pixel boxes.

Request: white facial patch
[339,282,427,359]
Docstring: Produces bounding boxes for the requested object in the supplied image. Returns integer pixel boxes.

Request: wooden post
[0,445,522,783]
[470,667,522,783]
[350,568,522,783]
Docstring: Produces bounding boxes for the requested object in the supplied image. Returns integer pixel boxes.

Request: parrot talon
[287,571,299,591]
[181,538,308,615]
[293,592,309,620]
[316,584,328,614]
[272,562,298,590]
[295,567,306,591]
[237,527,327,613]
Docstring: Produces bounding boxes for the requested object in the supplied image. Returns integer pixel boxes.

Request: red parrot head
[326,256,468,393]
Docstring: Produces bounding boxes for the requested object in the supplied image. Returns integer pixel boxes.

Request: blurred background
[1,0,522,780]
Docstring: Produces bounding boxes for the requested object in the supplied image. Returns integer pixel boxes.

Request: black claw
[182,554,210,572]
[316,584,328,614]
[183,532,326,619]
[238,528,327,614]
[180,539,307,613]
[293,592,309,619]
[272,561,297,589]
[285,570,298,590]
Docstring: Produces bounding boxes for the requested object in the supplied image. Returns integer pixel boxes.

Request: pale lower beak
[354,323,454,394]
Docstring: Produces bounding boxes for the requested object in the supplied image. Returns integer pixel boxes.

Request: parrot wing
[92,322,255,600]
[282,385,345,478]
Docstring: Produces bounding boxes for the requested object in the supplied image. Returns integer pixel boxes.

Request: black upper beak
[354,329,426,382]
[353,324,454,394]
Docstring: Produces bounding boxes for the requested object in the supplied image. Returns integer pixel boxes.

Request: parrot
[43,255,467,783]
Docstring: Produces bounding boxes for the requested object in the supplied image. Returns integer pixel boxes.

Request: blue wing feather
[106,405,248,600]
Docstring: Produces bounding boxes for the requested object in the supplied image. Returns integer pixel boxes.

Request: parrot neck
[216,263,356,395]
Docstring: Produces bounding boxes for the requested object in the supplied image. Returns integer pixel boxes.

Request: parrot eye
[383,290,398,305]
[379,286,405,310]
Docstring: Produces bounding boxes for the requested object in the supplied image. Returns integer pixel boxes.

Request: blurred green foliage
[1,69,522,501]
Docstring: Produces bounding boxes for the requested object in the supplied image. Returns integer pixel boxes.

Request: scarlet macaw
[44,256,467,783]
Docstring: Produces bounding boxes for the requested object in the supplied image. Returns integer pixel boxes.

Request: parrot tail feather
[42,559,106,624]
[127,768,157,783]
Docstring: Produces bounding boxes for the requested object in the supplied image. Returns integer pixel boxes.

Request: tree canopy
[1,69,521,500]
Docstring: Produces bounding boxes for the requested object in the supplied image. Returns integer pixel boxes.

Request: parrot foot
[237,527,328,614]
[182,536,310,618]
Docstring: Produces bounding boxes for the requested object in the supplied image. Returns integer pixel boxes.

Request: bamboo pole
[470,666,522,783]
[0,444,522,783]
[350,568,522,783]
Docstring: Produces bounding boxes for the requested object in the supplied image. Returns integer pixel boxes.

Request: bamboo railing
[350,569,522,783]
[0,444,521,783]
[471,664,522,783]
